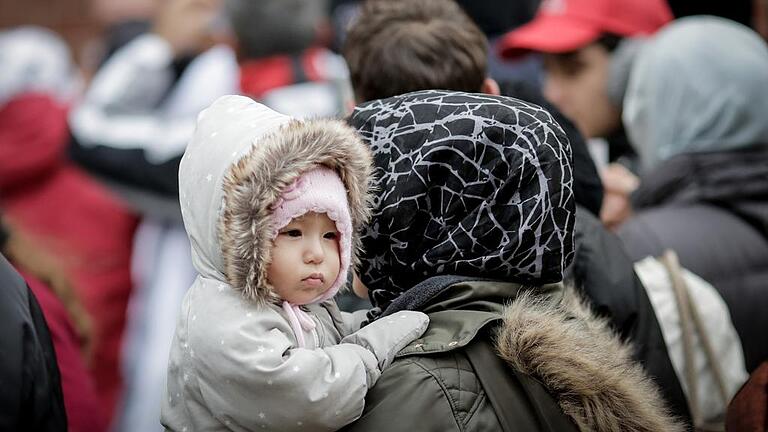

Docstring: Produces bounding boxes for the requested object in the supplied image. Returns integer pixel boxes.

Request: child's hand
[340,311,429,371]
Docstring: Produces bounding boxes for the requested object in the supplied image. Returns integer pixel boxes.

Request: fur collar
[218,118,373,305]
[497,289,685,432]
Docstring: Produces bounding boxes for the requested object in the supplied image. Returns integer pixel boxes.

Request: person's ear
[481,77,500,96]
[352,273,369,299]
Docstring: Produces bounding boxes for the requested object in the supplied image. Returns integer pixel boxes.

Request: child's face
[268,212,341,304]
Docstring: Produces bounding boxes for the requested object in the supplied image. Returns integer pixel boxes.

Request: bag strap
[660,250,729,429]
[465,337,577,432]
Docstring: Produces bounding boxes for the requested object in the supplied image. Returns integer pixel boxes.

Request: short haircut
[343,0,488,102]
[224,0,329,59]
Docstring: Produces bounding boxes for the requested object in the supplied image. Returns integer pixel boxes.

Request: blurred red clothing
[727,361,768,432]
[0,93,138,423]
[23,270,108,432]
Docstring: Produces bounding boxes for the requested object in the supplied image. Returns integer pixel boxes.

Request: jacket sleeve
[341,358,462,432]
[0,255,67,431]
[68,34,234,196]
[188,308,427,431]
[340,309,368,333]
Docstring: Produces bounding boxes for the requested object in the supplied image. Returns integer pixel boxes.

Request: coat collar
[393,278,564,357]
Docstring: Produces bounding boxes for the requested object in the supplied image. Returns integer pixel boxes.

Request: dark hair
[343,0,488,102]
[225,0,329,59]
[594,33,624,53]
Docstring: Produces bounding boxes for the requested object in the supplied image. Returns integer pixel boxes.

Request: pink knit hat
[270,165,352,305]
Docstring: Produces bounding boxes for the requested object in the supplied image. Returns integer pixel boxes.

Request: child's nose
[303,237,325,264]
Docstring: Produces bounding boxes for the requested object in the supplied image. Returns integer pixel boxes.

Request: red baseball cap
[498,0,673,58]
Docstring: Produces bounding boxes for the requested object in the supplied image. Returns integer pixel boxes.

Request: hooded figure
[343,90,683,432]
[0,26,137,423]
[161,95,428,432]
[618,16,768,373]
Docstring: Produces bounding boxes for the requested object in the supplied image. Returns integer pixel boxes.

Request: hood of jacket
[395,278,684,432]
[497,286,685,432]
[0,93,69,192]
[499,79,604,217]
[179,95,372,305]
[623,16,768,171]
[348,90,575,316]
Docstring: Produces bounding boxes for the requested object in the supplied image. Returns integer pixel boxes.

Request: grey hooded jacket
[161,95,428,431]
[619,17,768,372]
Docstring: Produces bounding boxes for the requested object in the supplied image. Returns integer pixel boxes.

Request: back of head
[623,16,768,170]
[224,0,329,59]
[344,0,488,102]
[349,90,575,314]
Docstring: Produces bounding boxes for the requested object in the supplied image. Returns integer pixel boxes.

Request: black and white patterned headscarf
[349,90,575,315]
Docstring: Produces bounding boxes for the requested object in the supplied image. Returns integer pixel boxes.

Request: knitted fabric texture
[270,165,352,304]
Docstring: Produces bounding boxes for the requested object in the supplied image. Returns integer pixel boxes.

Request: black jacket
[619,147,768,372]
[0,253,67,431]
[567,206,691,421]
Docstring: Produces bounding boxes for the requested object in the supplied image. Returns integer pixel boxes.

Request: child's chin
[290,286,330,303]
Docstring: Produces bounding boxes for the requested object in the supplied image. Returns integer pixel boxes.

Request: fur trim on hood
[496,288,685,432]
[218,118,373,305]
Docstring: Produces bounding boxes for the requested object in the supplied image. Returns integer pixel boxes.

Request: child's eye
[323,232,338,240]
[282,229,302,237]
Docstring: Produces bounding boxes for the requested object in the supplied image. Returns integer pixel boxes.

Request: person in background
[726,361,768,432]
[342,0,691,421]
[1,216,107,432]
[607,16,768,375]
[497,0,672,166]
[67,0,355,429]
[0,26,138,425]
[0,235,67,430]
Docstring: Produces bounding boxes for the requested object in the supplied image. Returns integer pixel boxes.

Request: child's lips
[302,273,325,287]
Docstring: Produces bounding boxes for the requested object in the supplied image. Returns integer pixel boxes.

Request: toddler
[161,95,428,431]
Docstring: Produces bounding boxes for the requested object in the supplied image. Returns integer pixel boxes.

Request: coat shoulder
[344,352,486,432]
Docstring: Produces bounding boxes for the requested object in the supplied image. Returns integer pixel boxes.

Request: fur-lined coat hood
[179,95,372,304]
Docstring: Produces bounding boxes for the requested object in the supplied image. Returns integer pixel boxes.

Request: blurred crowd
[1,0,767,431]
